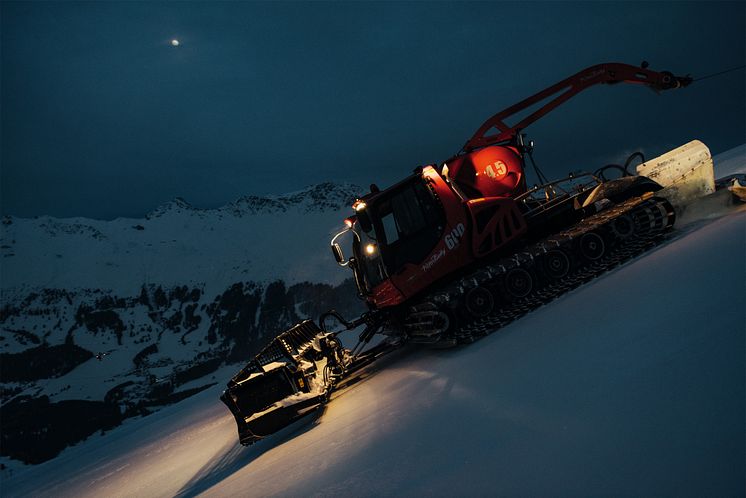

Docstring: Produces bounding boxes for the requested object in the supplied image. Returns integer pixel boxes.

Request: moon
[171,39,180,47]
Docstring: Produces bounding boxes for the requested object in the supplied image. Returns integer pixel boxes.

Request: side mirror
[331,243,346,265]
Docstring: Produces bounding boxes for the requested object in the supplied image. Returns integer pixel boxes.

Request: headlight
[365,243,376,256]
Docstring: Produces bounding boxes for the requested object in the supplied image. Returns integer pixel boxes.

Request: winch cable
[693,64,745,83]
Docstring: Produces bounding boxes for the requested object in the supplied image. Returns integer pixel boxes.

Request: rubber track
[405,196,674,345]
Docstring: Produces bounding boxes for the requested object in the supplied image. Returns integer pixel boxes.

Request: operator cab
[341,173,446,295]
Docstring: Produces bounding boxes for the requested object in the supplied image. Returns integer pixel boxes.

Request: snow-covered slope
[0,182,366,466]
[1,182,361,295]
[2,158,744,496]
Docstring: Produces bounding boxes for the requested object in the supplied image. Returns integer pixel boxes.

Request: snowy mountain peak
[228,182,363,216]
[145,182,363,219]
[1,182,365,293]
[146,197,194,219]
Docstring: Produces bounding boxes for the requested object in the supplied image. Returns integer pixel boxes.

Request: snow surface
[3,193,744,497]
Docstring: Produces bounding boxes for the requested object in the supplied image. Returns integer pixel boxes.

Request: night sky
[2,1,744,219]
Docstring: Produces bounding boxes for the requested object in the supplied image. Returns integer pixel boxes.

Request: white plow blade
[636,139,715,207]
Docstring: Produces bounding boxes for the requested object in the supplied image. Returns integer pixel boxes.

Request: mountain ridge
[0,182,364,293]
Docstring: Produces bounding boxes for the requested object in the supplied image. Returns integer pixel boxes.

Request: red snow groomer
[222,62,712,445]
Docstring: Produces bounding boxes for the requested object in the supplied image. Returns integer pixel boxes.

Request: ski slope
[3,199,744,496]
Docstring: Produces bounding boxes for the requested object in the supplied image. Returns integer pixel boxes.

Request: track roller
[503,267,534,299]
[541,249,571,280]
[464,286,495,318]
[578,232,606,261]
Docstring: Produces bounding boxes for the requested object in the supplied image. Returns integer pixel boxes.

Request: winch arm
[462,62,692,152]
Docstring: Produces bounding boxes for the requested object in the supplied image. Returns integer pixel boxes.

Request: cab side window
[376,181,444,272]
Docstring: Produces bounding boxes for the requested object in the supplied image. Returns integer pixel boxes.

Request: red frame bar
[463,62,690,152]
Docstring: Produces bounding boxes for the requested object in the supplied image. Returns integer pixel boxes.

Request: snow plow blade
[220,320,341,445]
[636,139,715,208]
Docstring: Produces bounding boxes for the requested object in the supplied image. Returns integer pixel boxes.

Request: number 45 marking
[485,161,507,180]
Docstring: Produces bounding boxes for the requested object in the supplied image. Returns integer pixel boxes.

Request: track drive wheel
[611,214,636,240]
[431,308,460,348]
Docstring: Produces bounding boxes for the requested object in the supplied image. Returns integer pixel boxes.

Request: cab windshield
[352,177,444,291]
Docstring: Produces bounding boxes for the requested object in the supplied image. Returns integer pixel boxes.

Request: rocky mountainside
[0,183,366,465]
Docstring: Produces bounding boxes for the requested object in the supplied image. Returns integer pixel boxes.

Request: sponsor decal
[422,248,446,271]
